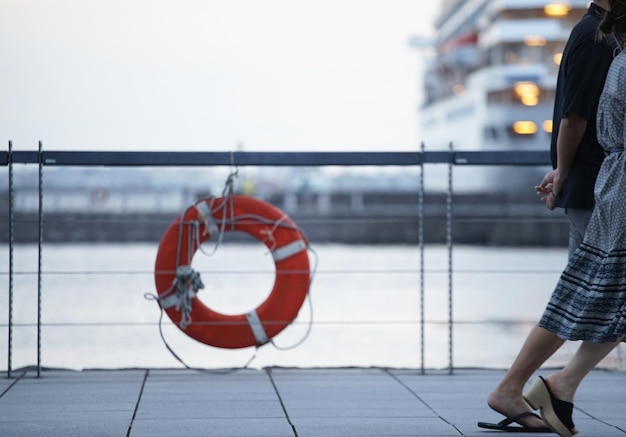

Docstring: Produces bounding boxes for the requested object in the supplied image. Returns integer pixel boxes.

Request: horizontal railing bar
[9,151,39,164]
[453,150,550,166]
[8,151,423,167]
[1,150,552,166]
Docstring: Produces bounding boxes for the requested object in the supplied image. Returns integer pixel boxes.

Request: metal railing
[2,141,559,377]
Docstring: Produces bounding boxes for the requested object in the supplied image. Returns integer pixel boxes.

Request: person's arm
[536,113,587,210]
[556,113,587,179]
[554,113,587,192]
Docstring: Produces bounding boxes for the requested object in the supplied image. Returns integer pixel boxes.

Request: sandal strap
[499,411,542,426]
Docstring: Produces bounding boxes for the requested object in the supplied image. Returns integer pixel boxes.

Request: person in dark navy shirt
[539,0,615,258]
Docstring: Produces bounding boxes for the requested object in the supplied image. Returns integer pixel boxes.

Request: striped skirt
[538,153,626,343]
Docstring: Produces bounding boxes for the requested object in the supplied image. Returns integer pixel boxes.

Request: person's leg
[484,209,590,426]
[487,326,564,425]
[565,208,592,259]
[544,336,625,403]
[487,208,589,416]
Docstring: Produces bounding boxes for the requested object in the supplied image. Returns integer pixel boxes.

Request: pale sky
[1,1,439,152]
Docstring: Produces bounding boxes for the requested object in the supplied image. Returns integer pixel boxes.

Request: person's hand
[534,169,558,210]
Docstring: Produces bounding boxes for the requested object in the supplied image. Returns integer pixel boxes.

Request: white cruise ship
[420,0,589,152]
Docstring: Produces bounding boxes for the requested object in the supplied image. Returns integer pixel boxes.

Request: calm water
[1,242,624,371]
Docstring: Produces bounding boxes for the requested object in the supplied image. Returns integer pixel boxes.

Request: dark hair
[599,0,626,37]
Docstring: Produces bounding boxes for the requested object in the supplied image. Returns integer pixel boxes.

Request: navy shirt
[551,3,614,209]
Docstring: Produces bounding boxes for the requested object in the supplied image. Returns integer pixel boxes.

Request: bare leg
[487,208,588,425]
[546,336,625,403]
[487,326,564,426]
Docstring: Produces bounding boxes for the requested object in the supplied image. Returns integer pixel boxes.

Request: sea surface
[1,242,624,372]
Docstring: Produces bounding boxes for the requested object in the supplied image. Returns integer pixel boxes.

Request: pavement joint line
[266,367,298,437]
[126,368,149,437]
[0,370,26,398]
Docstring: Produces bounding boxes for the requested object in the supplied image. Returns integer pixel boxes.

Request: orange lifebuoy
[154,195,310,349]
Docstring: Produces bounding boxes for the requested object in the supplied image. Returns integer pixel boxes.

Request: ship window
[509,121,537,136]
[545,3,571,17]
[543,120,553,134]
[482,7,588,39]
[488,88,549,105]
[497,7,587,22]
[514,82,540,106]
[514,121,537,134]
[500,8,546,20]
[487,38,568,71]
[502,42,548,65]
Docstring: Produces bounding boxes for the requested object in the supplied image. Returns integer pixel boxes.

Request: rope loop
[222,167,238,198]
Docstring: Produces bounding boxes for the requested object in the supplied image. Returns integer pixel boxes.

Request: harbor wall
[0,192,569,246]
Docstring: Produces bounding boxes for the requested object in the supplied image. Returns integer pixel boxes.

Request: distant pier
[1,190,568,246]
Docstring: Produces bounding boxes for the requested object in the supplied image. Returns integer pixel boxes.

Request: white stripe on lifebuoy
[272,239,307,261]
[194,201,219,236]
[246,310,269,346]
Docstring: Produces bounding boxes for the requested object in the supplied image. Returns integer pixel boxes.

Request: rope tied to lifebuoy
[154,266,205,329]
[172,266,204,329]
[260,213,289,252]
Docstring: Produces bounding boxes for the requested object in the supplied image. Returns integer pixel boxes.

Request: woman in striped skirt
[522,3,626,436]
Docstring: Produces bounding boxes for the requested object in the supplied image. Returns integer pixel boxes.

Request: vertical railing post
[447,142,454,375]
[7,141,14,378]
[418,142,425,375]
[37,141,43,378]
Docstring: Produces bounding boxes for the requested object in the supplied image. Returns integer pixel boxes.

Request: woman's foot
[524,376,577,436]
[487,385,547,429]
